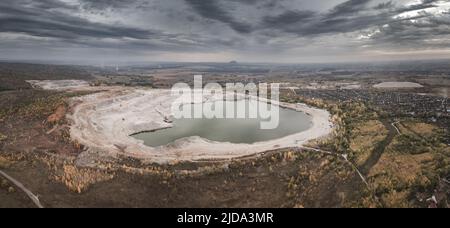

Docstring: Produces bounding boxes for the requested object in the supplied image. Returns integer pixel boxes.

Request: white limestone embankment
[29,80,333,164]
[373,82,423,88]
[27,80,91,91]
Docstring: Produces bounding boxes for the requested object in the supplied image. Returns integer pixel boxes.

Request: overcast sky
[1,0,450,64]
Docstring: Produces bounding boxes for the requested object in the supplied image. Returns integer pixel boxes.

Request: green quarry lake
[132,100,313,147]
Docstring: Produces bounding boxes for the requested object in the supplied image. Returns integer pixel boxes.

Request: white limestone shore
[373,82,423,88]
[27,80,91,91]
[29,80,333,164]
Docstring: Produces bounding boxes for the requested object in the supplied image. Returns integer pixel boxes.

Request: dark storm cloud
[0,0,229,54]
[0,0,157,40]
[257,0,449,39]
[374,1,394,10]
[262,10,317,27]
[182,0,384,36]
[30,0,77,10]
[228,0,260,4]
[184,0,253,33]
[371,24,450,47]
[80,0,132,9]
[369,13,450,48]
[396,0,438,12]
[1,0,449,62]
[0,13,155,40]
[183,0,379,35]
[259,0,383,36]
[328,0,372,17]
[3,0,445,42]
[364,0,450,49]
[79,0,149,11]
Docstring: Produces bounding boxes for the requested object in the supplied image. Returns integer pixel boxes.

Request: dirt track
[358,120,397,175]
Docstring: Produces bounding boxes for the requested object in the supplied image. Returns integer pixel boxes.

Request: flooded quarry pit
[132,100,313,147]
[27,80,332,164]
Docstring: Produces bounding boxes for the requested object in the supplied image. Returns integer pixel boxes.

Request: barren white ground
[29,80,333,164]
[373,82,424,88]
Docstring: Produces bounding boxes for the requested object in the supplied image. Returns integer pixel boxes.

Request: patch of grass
[0,92,73,124]
[54,164,114,193]
[281,94,449,207]
[403,122,439,137]
[391,121,447,155]
[362,120,450,207]
[0,133,6,142]
[391,134,432,155]
[16,95,67,119]
[400,121,446,145]
[350,120,388,166]
[0,156,14,169]
[0,90,97,123]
